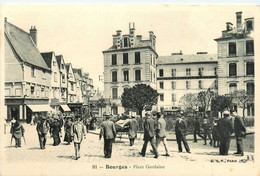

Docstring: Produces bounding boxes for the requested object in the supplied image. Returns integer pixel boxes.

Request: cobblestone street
[1,124,256,176]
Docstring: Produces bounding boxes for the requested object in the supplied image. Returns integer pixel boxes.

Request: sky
[1,5,259,91]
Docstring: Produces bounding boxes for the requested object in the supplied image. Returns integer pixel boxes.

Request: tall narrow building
[214,12,254,117]
[103,23,158,115]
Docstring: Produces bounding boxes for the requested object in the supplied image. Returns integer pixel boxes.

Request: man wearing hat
[99,115,117,158]
[202,118,212,145]
[36,115,49,150]
[232,112,246,156]
[193,117,204,143]
[175,113,191,153]
[72,116,86,160]
[139,112,158,158]
[154,112,170,156]
[124,115,138,146]
[217,110,233,155]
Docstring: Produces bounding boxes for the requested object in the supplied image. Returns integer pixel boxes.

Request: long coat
[125,118,138,139]
[156,117,167,138]
[100,120,117,140]
[143,118,156,139]
[217,117,233,139]
[10,123,24,139]
[234,116,246,138]
[72,121,85,143]
[175,118,187,135]
[64,120,73,142]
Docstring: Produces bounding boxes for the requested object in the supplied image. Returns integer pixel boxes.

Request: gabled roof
[41,52,54,69]
[56,55,63,69]
[73,68,83,77]
[5,21,50,70]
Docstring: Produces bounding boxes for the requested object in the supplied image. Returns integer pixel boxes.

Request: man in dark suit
[124,116,138,146]
[139,112,158,158]
[202,118,212,145]
[36,115,49,150]
[217,111,234,155]
[175,114,191,153]
[193,117,204,142]
[232,112,246,156]
[99,115,117,158]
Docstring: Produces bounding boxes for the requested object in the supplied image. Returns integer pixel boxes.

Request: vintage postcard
[0,5,259,176]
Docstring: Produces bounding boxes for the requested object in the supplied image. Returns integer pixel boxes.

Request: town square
[0,5,258,176]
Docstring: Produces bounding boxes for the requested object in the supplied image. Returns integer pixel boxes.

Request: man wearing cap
[154,112,170,156]
[99,115,117,158]
[202,118,212,145]
[36,115,49,150]
[139,112,158,158]
[217,110,233,155]
[233,112,246,156]
[72,116,86,160]
[175,113,191,153]
[124,115,138,146]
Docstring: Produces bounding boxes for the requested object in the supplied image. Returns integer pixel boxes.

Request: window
[150,71,152,82]
[15,89,21,96]
[214,80,218,89]
[159,93,164,101]
[71,82,74,91]
[61,90,65,97]
[159,69,164,77]
[171,69,176,77]
[31,86,35,96]
[246,62,254,75]
[112,107,118,115]
[112,54,117,65]
[198,68,203,76]
[123,53,128,64]
[247,103,254,116]
[186,68,191,76]
[198,80,202,89]
[246,20,253,31]
[53,61,56,66]
[112,88,118,99]
[61,64,64,69]
[45,91,49,98]
[135,52,140,64]
[229,63,237,76]
[54,72,57,82]
[62,74,65,83]
[112,71,117,82]
[5,89,10,96]
[159,81,164,89]
[123,70,129,81]
[171,81,176,89]
[135,70,141,81]
[247,83,254,95]
[214,67,217,76]
[124,37,129,47]
[228,42,236,56]
[246,40,254,55]
[31,67,35,77]
[229,83,237,93]
[186,81,191,89]
[172,93,176,102]
[123,87,129,94]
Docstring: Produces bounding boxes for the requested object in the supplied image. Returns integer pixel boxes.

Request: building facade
[157,52,218,110]
[4,19,52,122]
[214,12,254,117]
[103,23,158,115]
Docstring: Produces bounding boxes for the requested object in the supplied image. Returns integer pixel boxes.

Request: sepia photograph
[0,4,259,176]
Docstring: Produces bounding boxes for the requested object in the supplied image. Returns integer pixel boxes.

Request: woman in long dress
[50,118,61,146]
[64,117,73,145]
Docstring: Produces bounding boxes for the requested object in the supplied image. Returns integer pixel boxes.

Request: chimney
[236,11,242,32]
[30,26,37,45]
[197,52,208,54]
[171,50,183,55]
[226,22,233,31]
[129,22,135,36]
[149,31,154,40]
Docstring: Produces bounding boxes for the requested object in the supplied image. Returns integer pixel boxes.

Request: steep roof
[73,68,83,77]
[158,54,218,65]
[56,55,63,69]
[41,52,54,69]
[5,21,50,70]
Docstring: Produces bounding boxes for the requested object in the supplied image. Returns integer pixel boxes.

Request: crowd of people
[9,109,247,160]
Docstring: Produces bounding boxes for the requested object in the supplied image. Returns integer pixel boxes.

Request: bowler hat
[223,110,230,115]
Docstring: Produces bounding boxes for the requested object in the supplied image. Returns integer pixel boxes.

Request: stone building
[4,19,52,122]
[214,12,254,117]
[102,23,158,115]
[157,52,218,110]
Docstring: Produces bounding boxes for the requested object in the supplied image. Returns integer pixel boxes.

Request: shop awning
[27,105,52,112]
[60,105,71,112]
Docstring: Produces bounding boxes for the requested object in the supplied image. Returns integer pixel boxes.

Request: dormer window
[123,37,130,47]
[246,20,253,31]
